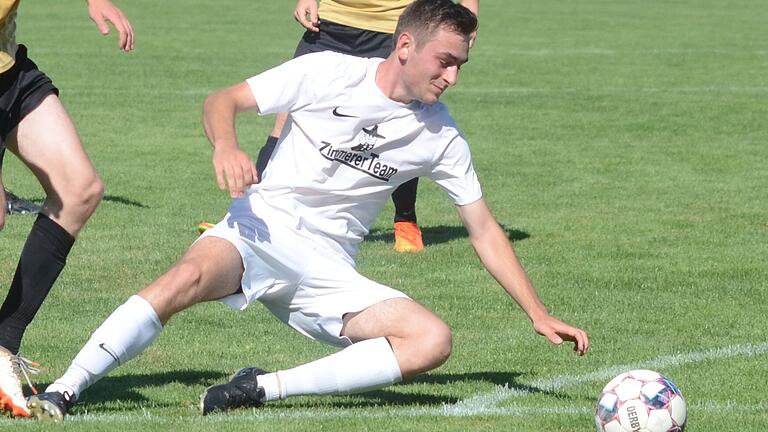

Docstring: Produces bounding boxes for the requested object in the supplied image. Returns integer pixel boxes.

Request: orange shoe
[0,346,39,418]
[197,222,215,235]
[393,221,424,253]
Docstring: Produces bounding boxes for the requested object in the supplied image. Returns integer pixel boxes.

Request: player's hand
[294,0,320,32]
[532,315,590,356]
[86,0,134,51]
[212,145,259,199]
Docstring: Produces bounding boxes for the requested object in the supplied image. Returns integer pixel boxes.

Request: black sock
[0,214,75,354]
[392,178,419,223]
[255,136,279,182]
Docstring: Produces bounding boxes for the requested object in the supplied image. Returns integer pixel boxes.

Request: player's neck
[375,57,414,105]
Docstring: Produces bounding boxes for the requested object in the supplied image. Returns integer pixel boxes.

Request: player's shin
[46,295,162,398]
[261,337,402,401]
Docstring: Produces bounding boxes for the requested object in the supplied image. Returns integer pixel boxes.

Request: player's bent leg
[202,337,404,414]
[6,94,102,237]
[342,297,452,378]
[31,237,245,421]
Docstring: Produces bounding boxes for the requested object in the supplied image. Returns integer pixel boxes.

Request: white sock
[46,295,162,399]
[259,337,402,402]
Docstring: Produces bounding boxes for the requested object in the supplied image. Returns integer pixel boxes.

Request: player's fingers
[309,9,320,31]
[115,21,129,50]
[224,166,237,197]
[545,330,564,346]
[567,329,588,355]
[215,165,227,192]
[294,8,312,30]
[91,14,111,36]
[579,330,590,354]
[231,165,245,198]
[120,15,134,51]
[247,160,259,185]
[109,12,132,51]
[239,160,253,189]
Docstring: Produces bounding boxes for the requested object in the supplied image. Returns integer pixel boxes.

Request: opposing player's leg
[4,188,42,215]
[6,94,103,236]
[392,178,423,252]
[0,94,100,417]
[29,236,244,421]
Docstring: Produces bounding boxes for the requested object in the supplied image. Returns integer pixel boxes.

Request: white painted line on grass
[11,400,760,424]
[452,342,768,415]
[1,342,765,424]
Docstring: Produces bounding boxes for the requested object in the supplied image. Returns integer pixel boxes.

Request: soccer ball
[595,369,686,432]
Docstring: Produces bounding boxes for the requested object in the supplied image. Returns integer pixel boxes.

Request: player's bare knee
[169,260,204,294]
[403,319,452,373]
[141,260,205,322]
[77,173,104,215]
[56,172,103,220]
[422,320,453,368]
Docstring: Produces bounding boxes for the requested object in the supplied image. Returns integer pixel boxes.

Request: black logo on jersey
[351,125,385,153]
[319,142,398,181]
[319,124,398,181]
[332,107,359,118]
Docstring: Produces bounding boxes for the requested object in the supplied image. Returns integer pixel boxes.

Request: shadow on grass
[36,369,227,409]
[367,224,530,246]
[40,369,572,411]
[103,194,148,208]
[317,371,569,408]
[1,193,147,209]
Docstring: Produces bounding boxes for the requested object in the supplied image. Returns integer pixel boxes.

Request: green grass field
[2,0,767,430]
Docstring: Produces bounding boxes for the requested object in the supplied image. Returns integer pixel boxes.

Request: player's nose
[443,65,459,87]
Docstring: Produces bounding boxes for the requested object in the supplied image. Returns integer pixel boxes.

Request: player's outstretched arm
[86,0,134,51]
[202,82,260,198]
[460,0,479,47]
[456,199,589,355]
[294,0,320,32]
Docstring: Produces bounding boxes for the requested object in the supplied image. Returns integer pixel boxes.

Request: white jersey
[245,51,482,261]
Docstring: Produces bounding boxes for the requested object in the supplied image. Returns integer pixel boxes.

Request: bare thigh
[5,94,101,235]
[138,236,245,324]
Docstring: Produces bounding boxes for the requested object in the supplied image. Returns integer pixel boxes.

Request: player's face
[405,28,469,104]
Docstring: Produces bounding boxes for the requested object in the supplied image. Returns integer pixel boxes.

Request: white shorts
[198,197,409,348]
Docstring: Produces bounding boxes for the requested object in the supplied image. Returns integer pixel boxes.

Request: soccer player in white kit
[28,0,589,420]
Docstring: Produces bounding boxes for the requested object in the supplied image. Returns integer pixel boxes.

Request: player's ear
[395,32,413,61]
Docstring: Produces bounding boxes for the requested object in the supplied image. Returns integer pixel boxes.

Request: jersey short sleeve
[246,51,363,116]
[429,134,482,206]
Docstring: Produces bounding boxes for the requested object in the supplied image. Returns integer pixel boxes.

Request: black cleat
[27,391,75,422]
[4,189,41,215]
[201,367,267,415]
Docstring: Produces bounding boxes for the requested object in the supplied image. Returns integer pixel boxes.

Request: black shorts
[293,20,394,60]
[0,44,59,167]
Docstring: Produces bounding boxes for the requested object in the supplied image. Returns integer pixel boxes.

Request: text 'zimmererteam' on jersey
[319,141,398,181]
